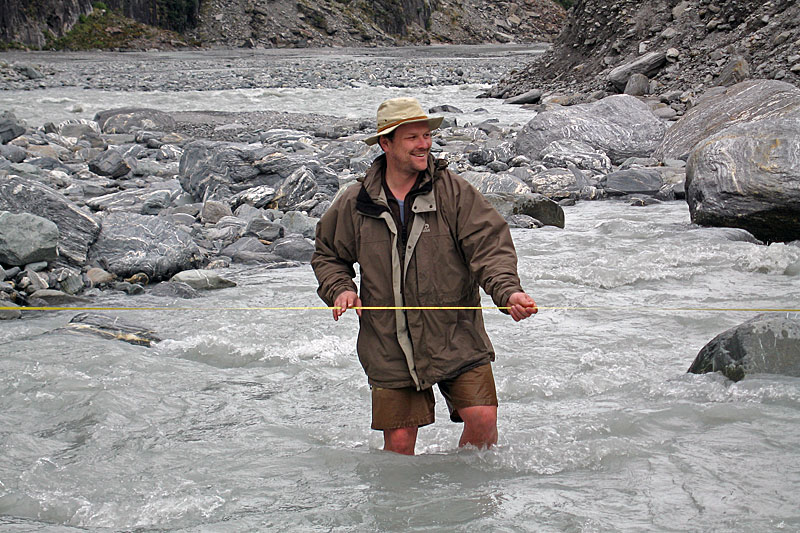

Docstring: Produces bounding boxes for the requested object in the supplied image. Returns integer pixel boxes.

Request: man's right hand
[333,290,362,321]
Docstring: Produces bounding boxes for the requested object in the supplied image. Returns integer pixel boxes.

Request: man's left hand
[507,292,538,322]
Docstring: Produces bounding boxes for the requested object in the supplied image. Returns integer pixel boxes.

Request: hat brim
[364,116,444,146]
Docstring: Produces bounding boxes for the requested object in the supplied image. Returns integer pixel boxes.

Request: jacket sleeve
[451,174,523,311]
[311,193,359,306]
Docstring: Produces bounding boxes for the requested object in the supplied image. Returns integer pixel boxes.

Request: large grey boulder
[88,212,199,281]
[94,108,176,134]
[179,141,280,201]
[600,169,664,196]
[515,95,666,165]
[688,313,800,382]
[0,174,100,266]
[654,80,800,161]
[685,116,800,243]
[0,211,58,266]
[484,192,565,228]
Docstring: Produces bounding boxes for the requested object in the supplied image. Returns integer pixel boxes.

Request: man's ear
[378,135,388,152]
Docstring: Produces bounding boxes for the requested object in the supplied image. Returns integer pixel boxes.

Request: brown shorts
[371,363,498,430]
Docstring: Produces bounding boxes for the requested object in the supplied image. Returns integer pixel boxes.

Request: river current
[2,47,800,532]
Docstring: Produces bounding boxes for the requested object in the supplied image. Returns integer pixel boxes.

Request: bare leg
[457,405,498,449]
[383,426,418,455]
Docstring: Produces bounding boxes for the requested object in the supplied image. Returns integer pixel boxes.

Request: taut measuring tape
[1,305,799,313]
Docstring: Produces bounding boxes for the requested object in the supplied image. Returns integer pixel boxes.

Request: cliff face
[1,0,565,49]
[189,0,564,48]
[490,0,800,97]
[0,0,93,48]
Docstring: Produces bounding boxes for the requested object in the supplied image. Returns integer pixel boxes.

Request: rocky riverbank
[2,47,800,325]
[486,0,800,104]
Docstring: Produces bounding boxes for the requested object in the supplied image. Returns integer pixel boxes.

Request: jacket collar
[356,154,438,216]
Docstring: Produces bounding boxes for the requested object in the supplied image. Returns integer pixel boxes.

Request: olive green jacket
[311,154,523,390]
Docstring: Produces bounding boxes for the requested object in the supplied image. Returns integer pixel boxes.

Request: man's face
[380,121,433,177]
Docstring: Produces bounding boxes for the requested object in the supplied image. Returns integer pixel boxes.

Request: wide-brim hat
[364,97,444,146]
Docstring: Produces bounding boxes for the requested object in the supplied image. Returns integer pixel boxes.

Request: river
[1,46,800,532]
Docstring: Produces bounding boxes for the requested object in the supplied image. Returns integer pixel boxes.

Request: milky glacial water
[0,45,545,129]
[2,201,800,532]
[2,45,800,532]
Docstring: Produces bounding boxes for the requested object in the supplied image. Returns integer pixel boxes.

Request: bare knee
[458,405,498,448]
[383,426,418,455]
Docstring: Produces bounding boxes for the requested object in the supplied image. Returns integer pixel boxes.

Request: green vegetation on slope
[46,4,189,50]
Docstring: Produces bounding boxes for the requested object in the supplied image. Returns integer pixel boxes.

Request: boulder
[685,116,800,243]
[270,235,315,262]
[244,217,284,241]
[89,212,199,281]
[149,281,199,299]
[461,171,532,195]
[86,185,180,214]
[230,185,277,209]
[0,175,100,266]
[608,51,667,91]
[0,301,21,320]
[94,108,176,134]
[170,269,236,290]
[280,211,318,240]
[654,80,800,161]
[0,211,58,266]
[503,89,543,105]
[0,111,26,144]
[27,289,88,306]
[624,73,650,96]
[275,166,318,211]
[515,95,666,165]
[0,144,26,163]
[200,199,233,224]
[506,214,543,228]
[484,192,565,229]
[87,149,131,178]
[527,167,584,197]
[179,141,281,201]
[539,139,612,174]
[600,169,664,196]
[688,313,800,382]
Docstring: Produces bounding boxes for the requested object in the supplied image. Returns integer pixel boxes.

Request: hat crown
[376,97,428,133]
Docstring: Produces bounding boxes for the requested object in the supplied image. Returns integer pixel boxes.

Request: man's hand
[507,292,537,322]
[333,290,362,321]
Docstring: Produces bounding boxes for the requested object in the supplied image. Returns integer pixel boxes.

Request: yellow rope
[1,305,798,313]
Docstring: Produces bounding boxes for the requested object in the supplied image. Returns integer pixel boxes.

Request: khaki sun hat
[363,97,444,146]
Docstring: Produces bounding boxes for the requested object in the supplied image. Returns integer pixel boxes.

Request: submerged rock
[170,269,237,290]
[688,313,800,382]
[63,312,161,347]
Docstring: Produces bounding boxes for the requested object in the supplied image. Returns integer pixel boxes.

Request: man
[311,97,537,455]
